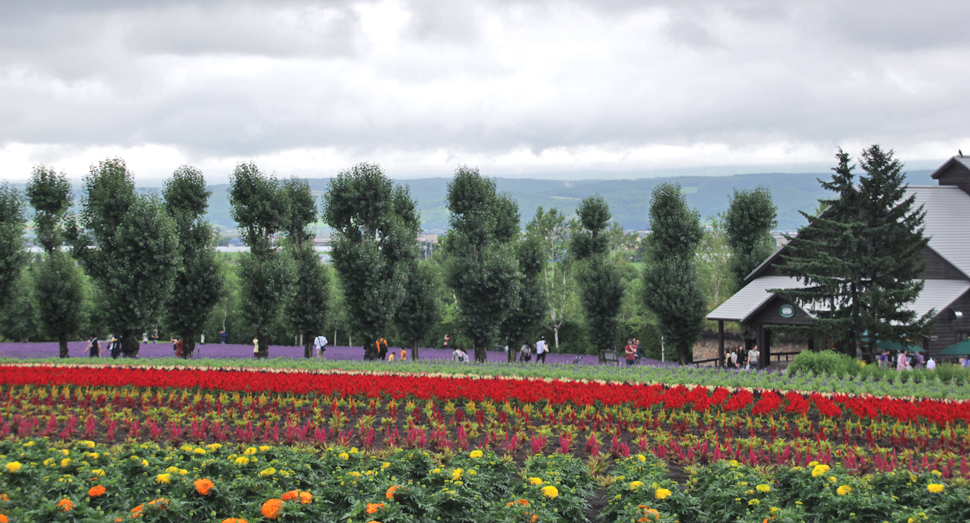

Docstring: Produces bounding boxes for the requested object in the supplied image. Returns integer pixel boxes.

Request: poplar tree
[642,183,706,364]
[25,166,85,358]
[228,162,291,358]
[282,178,330,358]
[323,163,419,360]
[571,195,624,354]
[725,186,777,286]
[444,166,521,362]
[70,158,178,357]
[395,260,441,360]
[163,166,223,358]
[776,146,932,356]
[0,183,26,307]
[526,207,573,350]
[500,235,548,362]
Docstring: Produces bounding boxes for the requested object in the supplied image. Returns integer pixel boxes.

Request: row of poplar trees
[0,158,780,363]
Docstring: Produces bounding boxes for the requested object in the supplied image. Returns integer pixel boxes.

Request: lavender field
[0,341,673,366]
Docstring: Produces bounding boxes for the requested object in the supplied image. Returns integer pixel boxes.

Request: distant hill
[15,169,936,233]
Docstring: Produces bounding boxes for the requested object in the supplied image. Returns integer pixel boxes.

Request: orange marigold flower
[0,515,8,523]
[194,479,215,496]
[366,502,385,514]
[148,498,169,508]
[261,499,284,520]
[131,504,144,518]
[298,492,313,505]
[57,499,74,512]
[221,519,249,523]
[531,515,538,523]
[282,490,299,501]
[386,486,398,499]
[0,494,8,501]
[88,485,106,498]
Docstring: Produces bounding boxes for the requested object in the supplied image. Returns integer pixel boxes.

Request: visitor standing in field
[219,329,227,344]
[896,351,907,371]
[110,335,122,359]
[313,335,328,358]
[87,335,101,358]
[748,345,760,370]
[624,339,636,366]
[400,348,407,360]
[519,344,532,362]
[377,338,389,360]
[535,336,547,364]
[252,337,259,359]
[151,329,159,344]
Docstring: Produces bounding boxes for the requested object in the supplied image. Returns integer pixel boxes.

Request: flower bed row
[3,439,969,523]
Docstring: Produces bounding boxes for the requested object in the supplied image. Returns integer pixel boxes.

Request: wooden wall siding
[936,164,970,196]
[920,247,969,280]
[751,296,813,326]
[928,289,970,357]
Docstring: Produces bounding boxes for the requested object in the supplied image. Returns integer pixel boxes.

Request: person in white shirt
[535,336,547,364]
[926,357,936,370]
[313,335,328,359]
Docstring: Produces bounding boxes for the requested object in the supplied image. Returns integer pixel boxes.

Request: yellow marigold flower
[728,460,740,467]
[541,486,559,498]
[91,469,105,477]
[828,476,837,483]
[431,468,441,474]
[43,458,55,466]
[348,471,361,477]
[636,454,646,462]
[60,449,69,456]
[451,468,463,480]
[258,468,276,477]
[165,466,180,474]
[6,461,23,473]
[528,477,543,485]
[756,484,770,493]
[22,441,34,447]
[349,447,358,454]
[470,450,483,459]
[808,461,818,467]
[748,499,760,506]
[381,462,391,469]
[57,498,74,511]
[928,484,945,493]
[261,499,284,520]
[338,453,349,460]
[811,465,830,478]
[60,458,72,468]
[207,443,222,451]
[630,481,644,490]
[141,460,149,467]
[259,446,271,452]
[88,485,106,497]
[234,457,250,466]
[655,488,672,500]
[155,473,172,484]
[194,448,206,455]
[244,447,257,456]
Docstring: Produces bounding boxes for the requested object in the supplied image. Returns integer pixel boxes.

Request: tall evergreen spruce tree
[777,146,932,356]
[642,183,706,364]
[282,178,330,359]
[323,163,419,360]
[70,158,179,357]
[725,186,777,286]
[228,162,292,358]
[25,166,85,358]
[163,166,224,358]
[571,195,624,355]
[444,166,521,362]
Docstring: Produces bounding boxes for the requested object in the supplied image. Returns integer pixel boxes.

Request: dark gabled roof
[930,155,970,179]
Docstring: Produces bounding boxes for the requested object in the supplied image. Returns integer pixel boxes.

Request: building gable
[930,156,970,197]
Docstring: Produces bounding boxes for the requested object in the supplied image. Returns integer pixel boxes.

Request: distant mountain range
[13,169,936,233]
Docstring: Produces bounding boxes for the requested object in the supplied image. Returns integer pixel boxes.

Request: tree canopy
[571,195,624,355]
[725,186,777,286]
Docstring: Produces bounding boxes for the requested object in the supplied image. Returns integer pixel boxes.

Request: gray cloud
[0,0,968,180]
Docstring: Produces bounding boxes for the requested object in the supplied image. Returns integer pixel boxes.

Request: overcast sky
[1,0,968,184]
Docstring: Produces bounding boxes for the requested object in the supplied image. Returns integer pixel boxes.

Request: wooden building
[707,155,970,366]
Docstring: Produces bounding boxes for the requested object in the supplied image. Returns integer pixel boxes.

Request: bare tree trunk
[474,341,487,362]
[256,328,269,359]
[363,340,379,360]
[122,331,140,358]
[59,332,69,358]
[411,340,419,360]
[182,329,196,359]
[303,333,313,359]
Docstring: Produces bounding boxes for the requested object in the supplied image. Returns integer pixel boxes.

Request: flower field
[1,363,970,522]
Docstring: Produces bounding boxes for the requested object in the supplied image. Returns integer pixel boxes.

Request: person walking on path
[748,345,760,370]
[87,334,101,358]
[535,336,547,364]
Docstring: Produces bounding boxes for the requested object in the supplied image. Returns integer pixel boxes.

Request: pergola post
[717,320,725,369]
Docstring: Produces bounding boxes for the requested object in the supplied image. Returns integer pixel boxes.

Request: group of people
[623,338,644,365]
[85,333,126,359]
[877,350,936,371]
[725,344,761,370]
[518,336,548,363]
